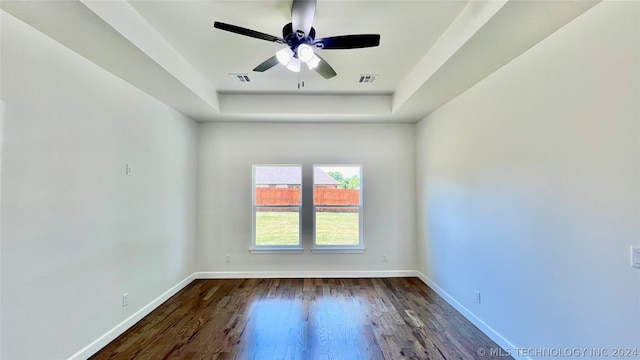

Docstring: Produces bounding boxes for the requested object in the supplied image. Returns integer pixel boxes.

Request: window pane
[255,208,300,246]
[314,166,361,247]
[254,166,302,247]
[255,166,302,205]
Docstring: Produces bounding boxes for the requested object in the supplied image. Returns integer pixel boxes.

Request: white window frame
[251,165,303,254]
[312,165,364,253]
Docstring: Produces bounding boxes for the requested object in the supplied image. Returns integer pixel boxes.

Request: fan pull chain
[297,71,305,89]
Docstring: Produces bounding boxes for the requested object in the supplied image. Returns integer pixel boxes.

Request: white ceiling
[1,0,600,123]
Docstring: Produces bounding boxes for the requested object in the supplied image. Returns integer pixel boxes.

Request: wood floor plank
[90,278,511,360]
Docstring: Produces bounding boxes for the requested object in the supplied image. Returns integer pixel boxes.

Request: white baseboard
[195,270,419,279]
[67,273,196,360]
[414,272,529,360]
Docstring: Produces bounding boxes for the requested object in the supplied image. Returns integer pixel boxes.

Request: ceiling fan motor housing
[282,23,318,53]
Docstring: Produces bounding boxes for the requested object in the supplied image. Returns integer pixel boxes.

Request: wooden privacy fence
[314,188,360,205]
[255,188,301,206]
[255,188,360,206]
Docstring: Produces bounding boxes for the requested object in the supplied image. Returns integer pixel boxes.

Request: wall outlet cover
[631,246,640,269]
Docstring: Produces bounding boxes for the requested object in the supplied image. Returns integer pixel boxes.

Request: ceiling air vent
[229,73,252,83]
[358,74,377,84]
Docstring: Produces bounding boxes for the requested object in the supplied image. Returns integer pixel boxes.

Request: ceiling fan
[213,0,380,79]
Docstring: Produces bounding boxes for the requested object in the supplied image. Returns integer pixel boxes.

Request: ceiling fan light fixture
[297,44,314,63]
[276,48,294,65]
[286,57,301,72]
[306,54,320,69]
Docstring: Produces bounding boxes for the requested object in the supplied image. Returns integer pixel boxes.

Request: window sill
[310,247,365,254]
[249,247,304,255]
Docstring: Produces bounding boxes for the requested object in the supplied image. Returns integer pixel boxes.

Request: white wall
[197,123,416,274]
[0,12,198,360]
[416,0,639,354]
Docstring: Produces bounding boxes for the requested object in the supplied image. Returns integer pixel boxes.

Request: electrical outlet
[382,254,387,262]
[126,164,133,176]
[474,290,481,304]
[122,293,128,307]
[225,254,231,263]
[631,246,640,269]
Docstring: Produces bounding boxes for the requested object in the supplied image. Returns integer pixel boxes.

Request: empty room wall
[197,122,416,275]
[416,0,639,354]
[1,12,198,359]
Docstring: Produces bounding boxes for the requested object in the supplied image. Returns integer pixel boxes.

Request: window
[313,165,363,251]
[252,165,302,252]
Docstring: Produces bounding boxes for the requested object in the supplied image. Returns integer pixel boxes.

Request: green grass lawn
[315,212,359,245]
[255,212,300,246]
[255,211,359,246]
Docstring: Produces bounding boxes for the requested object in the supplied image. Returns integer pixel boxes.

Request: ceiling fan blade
[314,34,380,49]
[214,22,284,43]
[313,53,337,79]
[291,0,316,37]
[253,55,280,72]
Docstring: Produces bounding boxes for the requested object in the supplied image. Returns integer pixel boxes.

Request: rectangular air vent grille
[358,74,377,83]
[230,73,252,83]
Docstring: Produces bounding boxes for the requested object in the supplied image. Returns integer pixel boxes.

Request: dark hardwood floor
[90,278,511,360]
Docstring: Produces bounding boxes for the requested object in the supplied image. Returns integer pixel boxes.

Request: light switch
[631,246,640,269]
